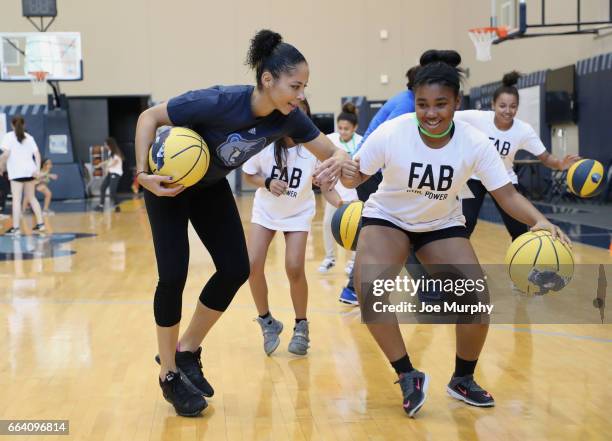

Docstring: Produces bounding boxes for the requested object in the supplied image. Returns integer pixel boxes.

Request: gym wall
[1,1,611,112]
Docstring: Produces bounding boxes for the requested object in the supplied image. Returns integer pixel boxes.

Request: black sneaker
[447,374,495,407]
[155,347,214,397]
[159,371,207,417]
[395,369,429,417]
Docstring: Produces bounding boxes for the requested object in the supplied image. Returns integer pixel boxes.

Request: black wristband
[264,177,273,191]
[135,170,149,178]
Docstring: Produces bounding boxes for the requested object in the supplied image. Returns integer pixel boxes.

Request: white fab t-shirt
[333,179,358,202]
[242,143,318,232]
[1,132,39,180]
[356,115,510,232]
[327,132,362,156]
[454,110,547,184]
[326,132,361,202]
[107,154,123,176]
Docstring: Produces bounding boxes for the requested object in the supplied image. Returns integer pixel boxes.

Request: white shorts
[251,206,314,232]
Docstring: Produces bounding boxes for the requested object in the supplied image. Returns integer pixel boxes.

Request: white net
[28,71,48,96]
[468,28,498,62]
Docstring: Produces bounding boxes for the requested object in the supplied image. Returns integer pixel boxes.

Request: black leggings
[0,173,9,212]
[462,179,528,241]
[144,178,250,327]
[100,173,121,206]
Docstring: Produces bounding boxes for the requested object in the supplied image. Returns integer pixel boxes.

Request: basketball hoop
[468,27,508,61]
[28,71,49,96]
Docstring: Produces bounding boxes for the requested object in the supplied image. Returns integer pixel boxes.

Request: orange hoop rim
[468,26,509,39]
[27,71,50,95]
[27,71,49,82]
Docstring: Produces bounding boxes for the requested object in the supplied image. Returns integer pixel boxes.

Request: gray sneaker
[256,315,283,355]
[395,369,429,417]
[288,320,310,355]
[447,374,495,407]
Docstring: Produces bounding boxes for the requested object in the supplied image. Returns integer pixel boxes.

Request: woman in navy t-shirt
[134,29,348,417]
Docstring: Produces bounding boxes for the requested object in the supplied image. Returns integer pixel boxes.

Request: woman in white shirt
[243,99,339,357]
[341,50,570,417]
[318,103,362,274]
[0,115,45,236]
[455,72,580,240]
[96,137,124,212]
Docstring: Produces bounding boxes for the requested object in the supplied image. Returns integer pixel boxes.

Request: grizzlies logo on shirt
[217,133,268,167]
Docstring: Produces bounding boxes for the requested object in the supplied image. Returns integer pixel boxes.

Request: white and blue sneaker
[318,257,336,273]
[4,227,21,236]
[339,287,358,305]
[32,223,46,234]
[344,260,354,275]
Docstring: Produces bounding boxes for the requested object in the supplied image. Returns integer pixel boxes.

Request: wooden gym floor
[0,195,610,441]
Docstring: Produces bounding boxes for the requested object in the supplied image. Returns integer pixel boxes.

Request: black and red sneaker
[159,371,207,417]
[155,347,214,397]
[447,374,495,407]
[395,369,429,417]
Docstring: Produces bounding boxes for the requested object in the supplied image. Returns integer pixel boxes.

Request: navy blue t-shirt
[167,85,320,187]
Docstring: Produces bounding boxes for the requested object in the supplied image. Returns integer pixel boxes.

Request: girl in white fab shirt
[0,115,45,236]
[341,50,570,417]
[455,71,580,240]
[319,102,361,274]
[243,99,338,357]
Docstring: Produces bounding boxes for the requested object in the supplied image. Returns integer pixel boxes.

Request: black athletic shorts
[361,217,469,252]
[12,177,35,183]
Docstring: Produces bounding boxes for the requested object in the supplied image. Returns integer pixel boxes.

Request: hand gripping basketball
[148,127,210,188]
[530,220,571,247]
[138,173,185,197]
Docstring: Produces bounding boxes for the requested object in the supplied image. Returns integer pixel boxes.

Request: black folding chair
[547,170,570,203]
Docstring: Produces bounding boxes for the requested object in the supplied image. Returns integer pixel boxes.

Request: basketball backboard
[0,32,82,82]
[472,1,612,60]
[491,0,528,42]
[490,0,612,43]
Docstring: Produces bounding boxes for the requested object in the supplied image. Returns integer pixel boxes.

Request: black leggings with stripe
[144,178,250,327]
[462,179,528,241]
